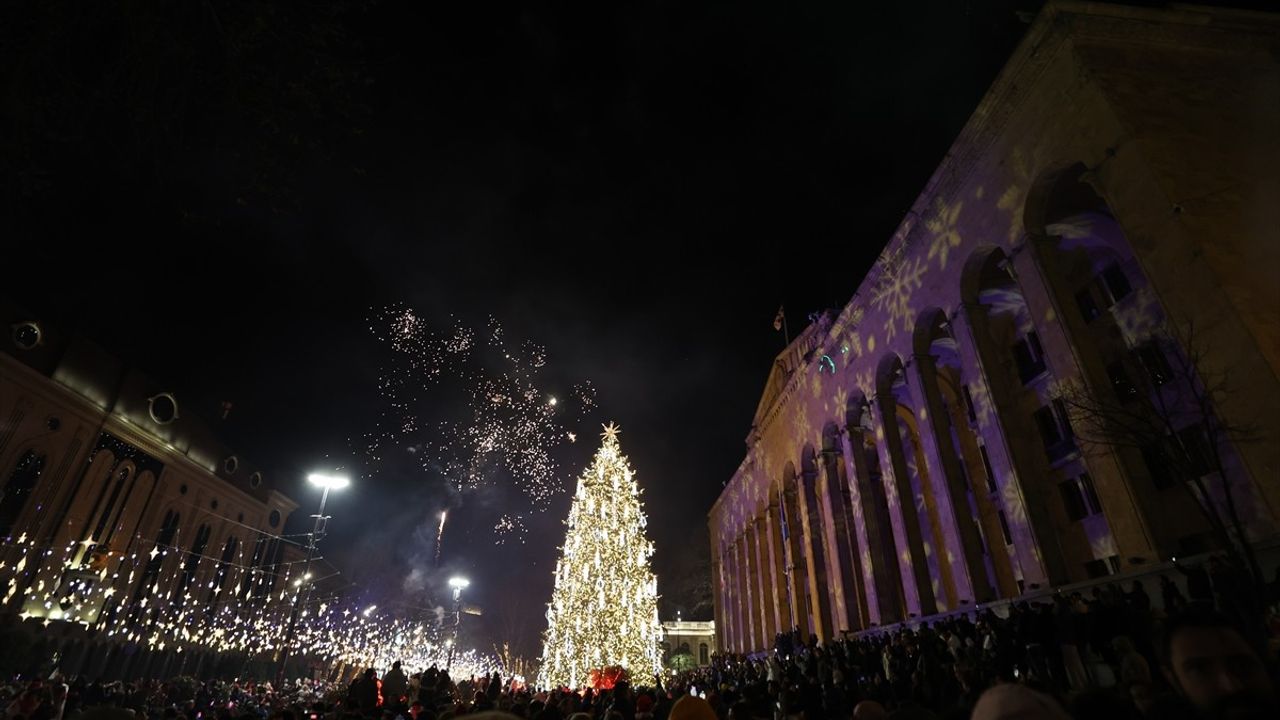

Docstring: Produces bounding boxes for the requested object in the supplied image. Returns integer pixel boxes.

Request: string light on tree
[538,423,661,689]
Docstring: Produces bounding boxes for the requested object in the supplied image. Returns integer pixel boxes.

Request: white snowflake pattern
[1000,472,1028,525]
[925,197,965,271]
[996,146,1038,246]
[1112,286,1165,347]
[871,254,927,340]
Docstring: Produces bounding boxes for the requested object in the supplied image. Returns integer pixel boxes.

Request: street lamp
[446,576,470,673]
[276,472,349,684]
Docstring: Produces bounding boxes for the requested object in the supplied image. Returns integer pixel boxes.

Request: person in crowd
[1158,607,1277,719]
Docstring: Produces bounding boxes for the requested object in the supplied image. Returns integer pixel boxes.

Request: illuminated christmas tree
[538,423,662,688]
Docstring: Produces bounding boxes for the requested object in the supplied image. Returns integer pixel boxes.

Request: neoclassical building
[1,300,299,675]
[709,1,1280,654]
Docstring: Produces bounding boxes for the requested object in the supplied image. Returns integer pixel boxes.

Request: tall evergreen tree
[538,424,661,688]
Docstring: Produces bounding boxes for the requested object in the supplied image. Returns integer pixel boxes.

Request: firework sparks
[364,306,598,540]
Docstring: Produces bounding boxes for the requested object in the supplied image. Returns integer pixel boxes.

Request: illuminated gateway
[709,2,1280,653]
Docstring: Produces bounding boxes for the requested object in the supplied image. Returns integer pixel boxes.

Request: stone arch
[956,244,1071,587]
[798,443,835,640]
[819,421,868,630]
[874,353,948,614]
[779,461,811,638]
[1021,163,1244,569]
[913,306,1018,601]
[0,447,47,537]
[842,390,904,624]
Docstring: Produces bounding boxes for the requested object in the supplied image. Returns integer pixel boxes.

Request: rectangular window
[1177,425,1214,477]
[1142,441,1174,489]
[1106,360,1138,399]
[1107,555,1122,574]
[1101,263,1133,304]
[1076,286,1102,322]
[978,444,998,494]
[1060,480,1088,522]
[962,384,977,423]
[1013,331,1048,384]
[1053,398,1075,439]
[997,510,1013,546]
[1136,342,1172,387]
[1079,472,1102,515]
[1084,559,1111,579]
[1035,404,1075,462]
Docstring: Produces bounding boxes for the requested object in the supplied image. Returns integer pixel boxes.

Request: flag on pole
[773,305,785,331]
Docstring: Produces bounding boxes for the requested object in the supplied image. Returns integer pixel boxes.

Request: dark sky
[3,0,1037,656]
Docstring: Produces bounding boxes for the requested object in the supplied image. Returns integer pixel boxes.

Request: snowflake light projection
[364,305,597,540]
[925,197,965,271]
[871,252,927,340]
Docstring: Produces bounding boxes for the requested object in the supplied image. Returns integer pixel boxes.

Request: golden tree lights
[537,423,661,689]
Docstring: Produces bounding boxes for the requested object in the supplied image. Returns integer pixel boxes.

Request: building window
[1060,472,1102,522]
[978,445,997,494]
[997,510,1013,546]
[1135,342,1172,387]
[1106,361,1138,399]
[178,524,213,595]
[1012,332,1047,384]
[1075,287,1102,323]
[1079,472,1102,514]
[1060,480,1088,522]
[1100,263,1133,305]
[1034,400,1076,463]
[961,384,977,423]
[1177,425,1214,477]
[1084,558,1112,579]
[699,643,709,665]
[0,451,46,537]
[1142,441,1173,489]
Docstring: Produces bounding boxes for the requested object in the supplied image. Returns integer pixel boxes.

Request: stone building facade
[708,2,1280,654]
[0,300,299,675]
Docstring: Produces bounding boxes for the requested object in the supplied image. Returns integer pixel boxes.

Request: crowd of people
[3,560,1277,720]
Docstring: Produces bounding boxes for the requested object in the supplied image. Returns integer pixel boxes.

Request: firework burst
[363,305,597,541]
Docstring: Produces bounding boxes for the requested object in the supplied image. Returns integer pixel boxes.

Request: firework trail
[434,510,447,566]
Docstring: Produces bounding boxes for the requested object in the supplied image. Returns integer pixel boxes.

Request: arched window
[208,536,239,602]
[699,643,709,665]
[0,450,45,537]
[177,524,212,596]
[130,510,181,622]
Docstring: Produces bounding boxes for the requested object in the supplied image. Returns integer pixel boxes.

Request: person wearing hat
[667,695,716,720]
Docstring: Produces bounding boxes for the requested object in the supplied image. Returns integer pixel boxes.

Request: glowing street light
[446,576,471,672]
[307,473,350,489]
[277,470,350,683]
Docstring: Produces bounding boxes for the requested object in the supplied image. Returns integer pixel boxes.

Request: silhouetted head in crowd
[1158,607,1277,720]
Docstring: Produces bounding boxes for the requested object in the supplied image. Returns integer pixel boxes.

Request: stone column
[764,501,791,637]
[746,520,768,651]
[736,536,757,652]
[871,394,935,617]
[710,543,726,652]
[842,428,905,624]
[823,440,868,631]
[953,303,1058,588]
[752,515,778,647]
[911,352,993,605]
[781,485,812,638]
[798,466,834,640]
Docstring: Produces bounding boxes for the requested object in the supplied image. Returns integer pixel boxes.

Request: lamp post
[276,473,349,685]
[675,610,683,666]
[445,576,470,674]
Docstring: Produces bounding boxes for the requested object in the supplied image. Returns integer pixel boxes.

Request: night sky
[3,0,1036,657]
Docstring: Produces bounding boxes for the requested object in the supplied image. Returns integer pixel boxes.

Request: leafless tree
[1059,319,1264,590]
